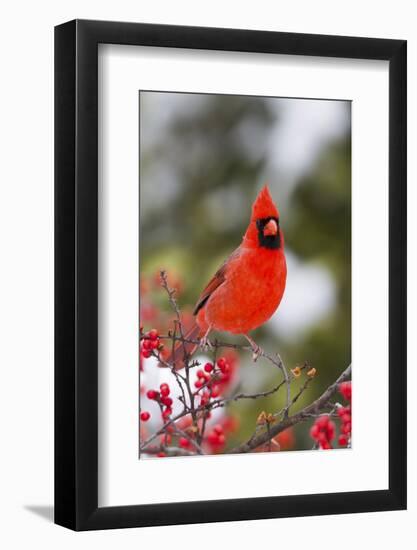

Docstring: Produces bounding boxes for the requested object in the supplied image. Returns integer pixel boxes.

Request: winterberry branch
[228,364,351,453]
[140,270,351,457]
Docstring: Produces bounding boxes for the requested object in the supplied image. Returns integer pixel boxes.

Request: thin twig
[159,270,183,333]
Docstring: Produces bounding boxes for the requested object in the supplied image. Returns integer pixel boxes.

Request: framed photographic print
[55,20,407,530]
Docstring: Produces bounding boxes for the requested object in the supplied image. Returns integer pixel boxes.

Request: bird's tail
[161,322,203,370]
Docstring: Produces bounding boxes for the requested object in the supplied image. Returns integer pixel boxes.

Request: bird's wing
[193,248,241,316]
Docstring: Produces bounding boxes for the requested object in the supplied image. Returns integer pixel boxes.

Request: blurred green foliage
[140,92,351,451]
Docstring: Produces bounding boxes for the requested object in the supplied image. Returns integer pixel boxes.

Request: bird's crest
[251,185,279,221]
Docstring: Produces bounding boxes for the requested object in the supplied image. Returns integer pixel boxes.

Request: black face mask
[256,217,281,250]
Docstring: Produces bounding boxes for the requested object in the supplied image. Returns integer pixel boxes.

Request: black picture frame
[55,19,407,531]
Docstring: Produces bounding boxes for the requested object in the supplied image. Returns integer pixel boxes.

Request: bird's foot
[199,329,213,351]
[250,344,264,362]
[244,334,264,362]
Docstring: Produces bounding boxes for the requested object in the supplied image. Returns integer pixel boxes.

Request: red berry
[213,424,223,435]
[146,389,158,400]
[194,379,203,389]
[179,437,190,448]
[162,407,172,418]
[140,411,150,421]
[161,396,173,407]
[342,422,351,434]
[160,383,170,397]
[326,421,336,441]
[337,406,348,417]
[338,434,348,446]
[207,432,219,445]
[204,363,214,373]
[321,441,332,450]
[339,381,352,401]
[148,329,158,340]
[142,349,151,358]
[318,432,328,444]
[217,434,226,445]
[341,423,349,435]
[197,369,205,378]
[210,385,220,398]
[317,415,329,429]
[156,452,166,457]
[310,425,320,439]
[142,339,152,350]
[150,339,159,349]
[342,413,351,424]
[217,358,227,372]
[201,397,209,407]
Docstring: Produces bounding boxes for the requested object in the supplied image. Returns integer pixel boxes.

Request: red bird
[169,185,287,369]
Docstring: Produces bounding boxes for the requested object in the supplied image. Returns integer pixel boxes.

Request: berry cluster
[206,423,226,450]
[310,415,335,450]
[139,277,242,458]
[191,356,237,423]
[141,382,173,422]
[309,380,352,450]
[194,356,235,396]
[204,416,239,453]
[337,381,352,446]
[165,413,239,455]
[156,414,239,457]
[140,328,161,359]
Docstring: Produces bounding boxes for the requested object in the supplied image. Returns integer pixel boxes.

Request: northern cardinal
[168,185,287,369]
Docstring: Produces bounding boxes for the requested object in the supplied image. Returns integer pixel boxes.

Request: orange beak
[263,219,278,237]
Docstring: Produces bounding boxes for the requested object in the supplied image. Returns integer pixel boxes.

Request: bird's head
[243,185,282,250]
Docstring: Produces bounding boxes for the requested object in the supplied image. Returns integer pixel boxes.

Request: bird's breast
[204,248,287,334]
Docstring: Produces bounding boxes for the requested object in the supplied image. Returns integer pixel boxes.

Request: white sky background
[141,93,350,340]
